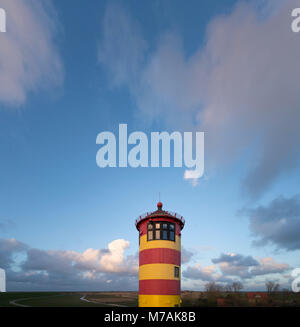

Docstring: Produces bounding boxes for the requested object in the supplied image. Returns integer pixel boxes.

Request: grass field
[0,292,138,307]
[0,292,62,307]
[1,291,299,307]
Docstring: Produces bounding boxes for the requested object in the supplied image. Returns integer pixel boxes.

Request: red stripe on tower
[139,248,181,266]
[139,279,180,295]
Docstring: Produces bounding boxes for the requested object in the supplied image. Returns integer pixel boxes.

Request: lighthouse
[135,202,185,307]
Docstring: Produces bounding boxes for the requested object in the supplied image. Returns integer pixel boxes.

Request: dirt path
[9,298,31,307]
[80,294,127,307]
[9,294,66,307]
[10,294,129,307]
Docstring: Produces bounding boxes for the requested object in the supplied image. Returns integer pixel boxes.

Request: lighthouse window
[148,230,153,240]
[147,221,175,241]
[162,230,168,240]
[174,266,180,278]
[155,230,161,240]
[170,231,175,241]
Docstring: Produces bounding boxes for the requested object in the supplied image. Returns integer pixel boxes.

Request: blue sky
[0,0,300,291]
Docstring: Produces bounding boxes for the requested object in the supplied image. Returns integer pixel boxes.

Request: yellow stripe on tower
[139,295,181,307]
[139,234,181,251]
[139,264,180,280]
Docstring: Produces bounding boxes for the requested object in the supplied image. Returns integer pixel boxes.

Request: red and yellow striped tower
[135,202,185,307]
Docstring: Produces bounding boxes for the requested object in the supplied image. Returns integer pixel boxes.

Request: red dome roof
[135,202,185,231]
[157,202,163,209]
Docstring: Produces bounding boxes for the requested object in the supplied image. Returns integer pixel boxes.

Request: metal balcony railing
[135,210,185,226]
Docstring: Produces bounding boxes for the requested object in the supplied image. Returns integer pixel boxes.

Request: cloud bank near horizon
[0,237,138,291]
[183,252,291,290]
[0,237,292,291]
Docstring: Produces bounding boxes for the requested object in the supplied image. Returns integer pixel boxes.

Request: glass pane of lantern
[148,223,153,230]
[148,231,153,240]
[170,224,175,230]
[163,223,168,229]
[162,230,168,240]
[155,230,160,239]
[155,223,160,229]
[170,231,175,241]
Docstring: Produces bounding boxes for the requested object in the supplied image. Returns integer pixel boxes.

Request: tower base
[139,294,181,307]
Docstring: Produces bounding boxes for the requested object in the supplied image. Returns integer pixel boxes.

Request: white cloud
[99,0,300,197]
[243,194,300,250]
[251,257,290,276]
[0,236,293,291]
[0,0,63,106]
[23,238,138,276]
[181,246,194,264]
[0,237,28,269]
[183,252,291,291]
[0,237,138,291]
[99,239,130,272]
[183,263,218,281]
